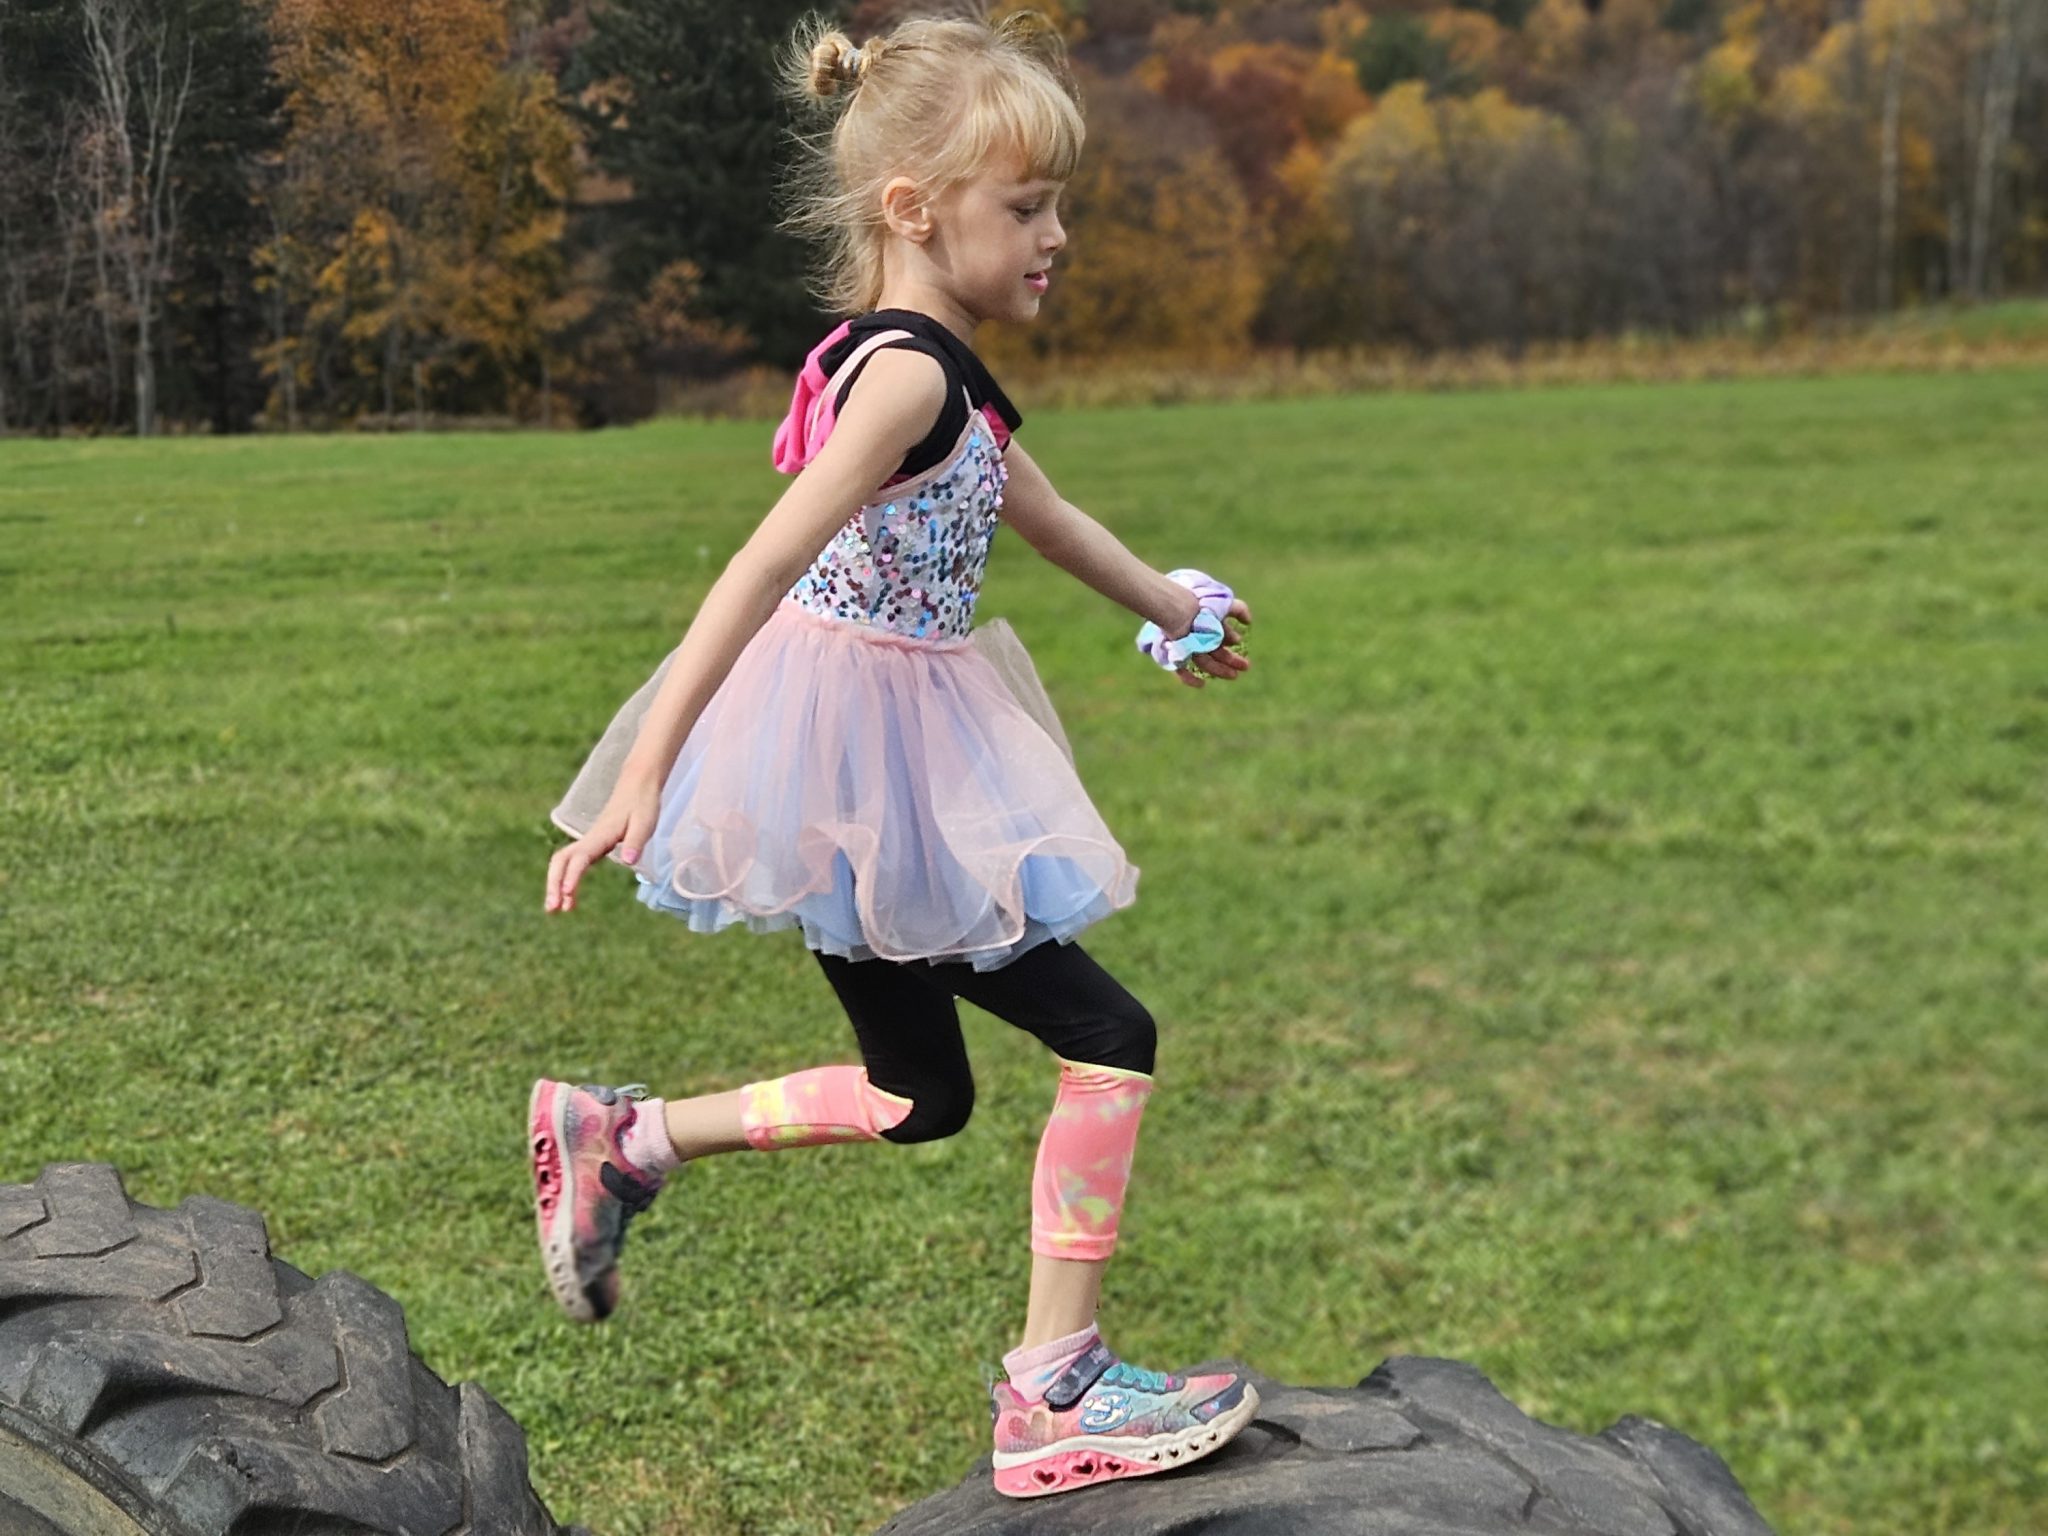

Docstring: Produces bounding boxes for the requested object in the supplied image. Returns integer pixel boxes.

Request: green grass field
[3,368,2044,1535]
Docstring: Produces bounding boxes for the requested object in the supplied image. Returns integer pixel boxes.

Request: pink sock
[1001,1321,1099,1404]
[619,1096,682,1174]
[1030,1056,1153,1261]
[736,1064,915,1150]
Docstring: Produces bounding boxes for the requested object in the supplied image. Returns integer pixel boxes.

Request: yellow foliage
[1426,9,1503,77]
[270,0,581,418]
[1299,50,1371,144]
[1863,0,1939,46]
[1211,39,1287,77]
[1697,36,1761,124]
[1458,87,1562,152]
[1334,79,1440,189]
[1318,0,1372,53]
[271,0,503,143]
[1524,0,1590,79]
[1146,14,1208,56]
[1810,18,1863,77]
[1720,0,1764,46]
[1770,58,1836,121]
[1329,80,1570,195]
[1278,140,1330,218]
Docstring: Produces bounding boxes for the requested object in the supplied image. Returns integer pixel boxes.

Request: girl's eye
[1013,204,1041,221]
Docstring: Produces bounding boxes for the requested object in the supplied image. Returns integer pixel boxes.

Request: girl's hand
[545,777,661,914]
[1177,599,1254,689]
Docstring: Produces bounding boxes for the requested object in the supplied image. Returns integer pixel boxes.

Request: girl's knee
[879,1076,975,1143]
[1074,996,1155,1077]
[1117,1000,1157,1076]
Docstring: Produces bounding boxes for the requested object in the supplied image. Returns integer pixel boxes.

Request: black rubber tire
[0,1162,588,1536]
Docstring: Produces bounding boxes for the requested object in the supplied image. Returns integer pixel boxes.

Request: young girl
[531,9,1257,1500]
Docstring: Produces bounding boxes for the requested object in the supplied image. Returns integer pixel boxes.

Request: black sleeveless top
[822,309,1023,482]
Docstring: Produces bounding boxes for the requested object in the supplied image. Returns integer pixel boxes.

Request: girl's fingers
[622,813,651,867]
[560,847,591,907]
[548,814,638,911]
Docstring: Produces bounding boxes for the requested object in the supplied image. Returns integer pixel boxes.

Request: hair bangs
[966,58,1083,188]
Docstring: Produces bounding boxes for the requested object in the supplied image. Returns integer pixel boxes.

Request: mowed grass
[3,368,2044,1535]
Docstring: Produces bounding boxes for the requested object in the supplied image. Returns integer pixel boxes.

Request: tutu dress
[550,311,1139,971]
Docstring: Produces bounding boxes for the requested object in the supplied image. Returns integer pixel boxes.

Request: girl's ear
[881,176,934,243]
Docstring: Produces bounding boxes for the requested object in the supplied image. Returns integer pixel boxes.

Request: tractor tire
[0,1162,587,1536]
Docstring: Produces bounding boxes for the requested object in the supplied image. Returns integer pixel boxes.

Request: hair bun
[807,31,875,101]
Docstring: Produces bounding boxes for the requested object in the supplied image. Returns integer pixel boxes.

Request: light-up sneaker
[529,1079,667,1322]
[986,1333,1260,1498]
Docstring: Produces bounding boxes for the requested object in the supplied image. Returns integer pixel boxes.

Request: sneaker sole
[529,1078,600,1324]
[991,1381,1261,1498]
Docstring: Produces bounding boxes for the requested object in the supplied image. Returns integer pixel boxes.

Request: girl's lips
[1025,271,1048,292]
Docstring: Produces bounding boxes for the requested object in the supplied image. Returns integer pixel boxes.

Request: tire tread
[0,1163,571,1536]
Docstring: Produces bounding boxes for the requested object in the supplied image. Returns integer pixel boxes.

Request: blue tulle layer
[634,846,1123,972]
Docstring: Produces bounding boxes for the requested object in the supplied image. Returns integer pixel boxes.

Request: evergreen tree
[561,0,827,369]
[0,0,97,430]
[160,0,285,433]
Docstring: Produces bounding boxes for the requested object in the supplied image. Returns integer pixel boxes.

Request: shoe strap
[1042,1337,1117,1412]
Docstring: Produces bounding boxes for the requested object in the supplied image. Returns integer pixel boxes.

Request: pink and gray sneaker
[986,1333,1260,1498]
[529,1079,668,1323]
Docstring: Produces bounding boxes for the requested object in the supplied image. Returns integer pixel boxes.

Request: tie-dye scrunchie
[1134,568,1234,673]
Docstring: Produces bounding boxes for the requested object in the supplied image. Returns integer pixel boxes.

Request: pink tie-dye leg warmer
[738,1064,916,1150]
[1031,1055,1156,1261]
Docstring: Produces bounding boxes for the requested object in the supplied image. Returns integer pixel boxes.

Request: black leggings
[811,939,1156,1146]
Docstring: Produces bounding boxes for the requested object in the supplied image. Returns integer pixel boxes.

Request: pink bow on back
[771,319,855,476]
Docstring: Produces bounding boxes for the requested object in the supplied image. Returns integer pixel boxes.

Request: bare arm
[998,440,1201,635]
[997,440,1253,680]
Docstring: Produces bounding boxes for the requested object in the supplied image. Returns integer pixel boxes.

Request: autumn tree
[1327,80,1588,348]
[979,71,1265,367]
[262,0,583,425]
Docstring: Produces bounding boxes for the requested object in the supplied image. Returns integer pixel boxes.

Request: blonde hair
[776,6,1085,317]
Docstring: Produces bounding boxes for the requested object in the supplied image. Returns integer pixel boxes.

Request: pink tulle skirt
[601,598,1139,971]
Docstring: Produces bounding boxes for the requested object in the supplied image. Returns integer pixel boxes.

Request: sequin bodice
[785,416,1008,642]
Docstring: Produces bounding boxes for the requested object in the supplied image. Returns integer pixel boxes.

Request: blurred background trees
[0,0,2042,432]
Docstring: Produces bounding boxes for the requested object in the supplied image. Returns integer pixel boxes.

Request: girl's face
[942,158,1067,325]
[884,148,1066,332]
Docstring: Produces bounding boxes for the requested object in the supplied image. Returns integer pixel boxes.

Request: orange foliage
[265,0,583,419]
[1425,10,1504,80]
[978,75,1265,367]
[1137,21,1368,221]
[270,0,502,140]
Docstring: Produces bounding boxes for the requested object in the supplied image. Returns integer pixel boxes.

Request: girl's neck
[873,286,978,349]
